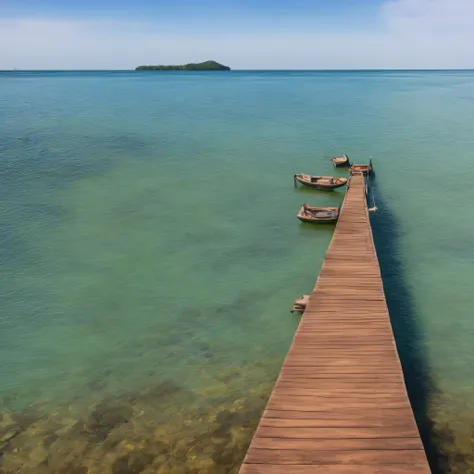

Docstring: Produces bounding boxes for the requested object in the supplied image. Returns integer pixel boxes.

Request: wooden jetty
[240,173,430,473]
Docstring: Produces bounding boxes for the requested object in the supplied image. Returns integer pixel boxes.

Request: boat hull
[297,206,339,224]
[297,215,338,223]
[294,175,348,190]
[330,154,349,167]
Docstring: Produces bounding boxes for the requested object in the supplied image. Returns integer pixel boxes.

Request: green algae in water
[428,392,474,474]
[0,362,274,473]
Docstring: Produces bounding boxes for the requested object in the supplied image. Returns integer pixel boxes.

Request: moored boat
[349,159,373,176]
[294,174,348,190]
[330,154,349,167]
[297,204,339,224]
[291,294,310,313]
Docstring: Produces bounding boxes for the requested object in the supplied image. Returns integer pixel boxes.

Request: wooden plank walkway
[240,173,431,473]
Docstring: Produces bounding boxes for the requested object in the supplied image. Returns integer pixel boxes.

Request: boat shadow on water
[369,176,442,473]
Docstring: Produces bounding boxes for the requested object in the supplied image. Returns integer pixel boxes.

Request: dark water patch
[0,133,45,156]
[0,203,67,269]
[0,221,31,267]
[0,142,75,181]
[0,132,132,272]
[17,201,65,222]
[213,292,260,320]
[0,131,148,192]
[43,432,59,449]
[208,221,299,274]
[174,292,273,330]
[129,381,183,405]
[112,452,154,474]
[85,133,153,155]
[83,369,114,394]
[370,177,441,472]
[76,404,133,443]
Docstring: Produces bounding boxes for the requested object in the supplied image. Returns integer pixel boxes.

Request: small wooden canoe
[297,204,339,224]
[291,294,310,313]
[349,159,373,176]
[294,174,348,190]
[331,154,349,167]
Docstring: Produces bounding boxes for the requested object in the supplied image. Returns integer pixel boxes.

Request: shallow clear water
[1,70,474,473]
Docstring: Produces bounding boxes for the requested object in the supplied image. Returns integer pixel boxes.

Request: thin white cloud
[378,0,474,67]
[0,0,473,69]
[382,0,473,32]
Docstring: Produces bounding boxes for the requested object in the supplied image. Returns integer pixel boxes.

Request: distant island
[135,60,231,71]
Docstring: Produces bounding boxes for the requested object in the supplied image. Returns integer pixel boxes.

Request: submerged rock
[77,403,133,442]
[69,467,89,474]
[112,452,154,474]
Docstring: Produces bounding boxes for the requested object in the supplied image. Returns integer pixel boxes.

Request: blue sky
[2,0,380,18]
[0,0,473,69]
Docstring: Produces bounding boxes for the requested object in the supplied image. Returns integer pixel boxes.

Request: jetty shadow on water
[369,176,441,473]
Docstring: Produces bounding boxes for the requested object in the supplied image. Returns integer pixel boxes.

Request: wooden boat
[349,159,373,176]
[291,294,310,313]
[297,204,339,224]
[331,154,349,167]
[294,174,348,190]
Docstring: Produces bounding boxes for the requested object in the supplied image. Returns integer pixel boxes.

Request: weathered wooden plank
[273,389,409,399]
[241,464,430,474]
[251,437,423,450]
[262,409,417,420]
[284,357,401,363]
[276,375,405,382]
[256,426,420,439]
[267,400,410,411]
[274,382,407,390]
[279,366,402,374]
[244,448,428,465]
[260,416,418,429]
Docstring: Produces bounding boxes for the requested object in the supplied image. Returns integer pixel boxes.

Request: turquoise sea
[1,70,474,473]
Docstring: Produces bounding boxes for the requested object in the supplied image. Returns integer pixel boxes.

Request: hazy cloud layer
[1,0,473,69]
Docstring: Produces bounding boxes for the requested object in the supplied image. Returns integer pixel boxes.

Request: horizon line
[2,68,474,72]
